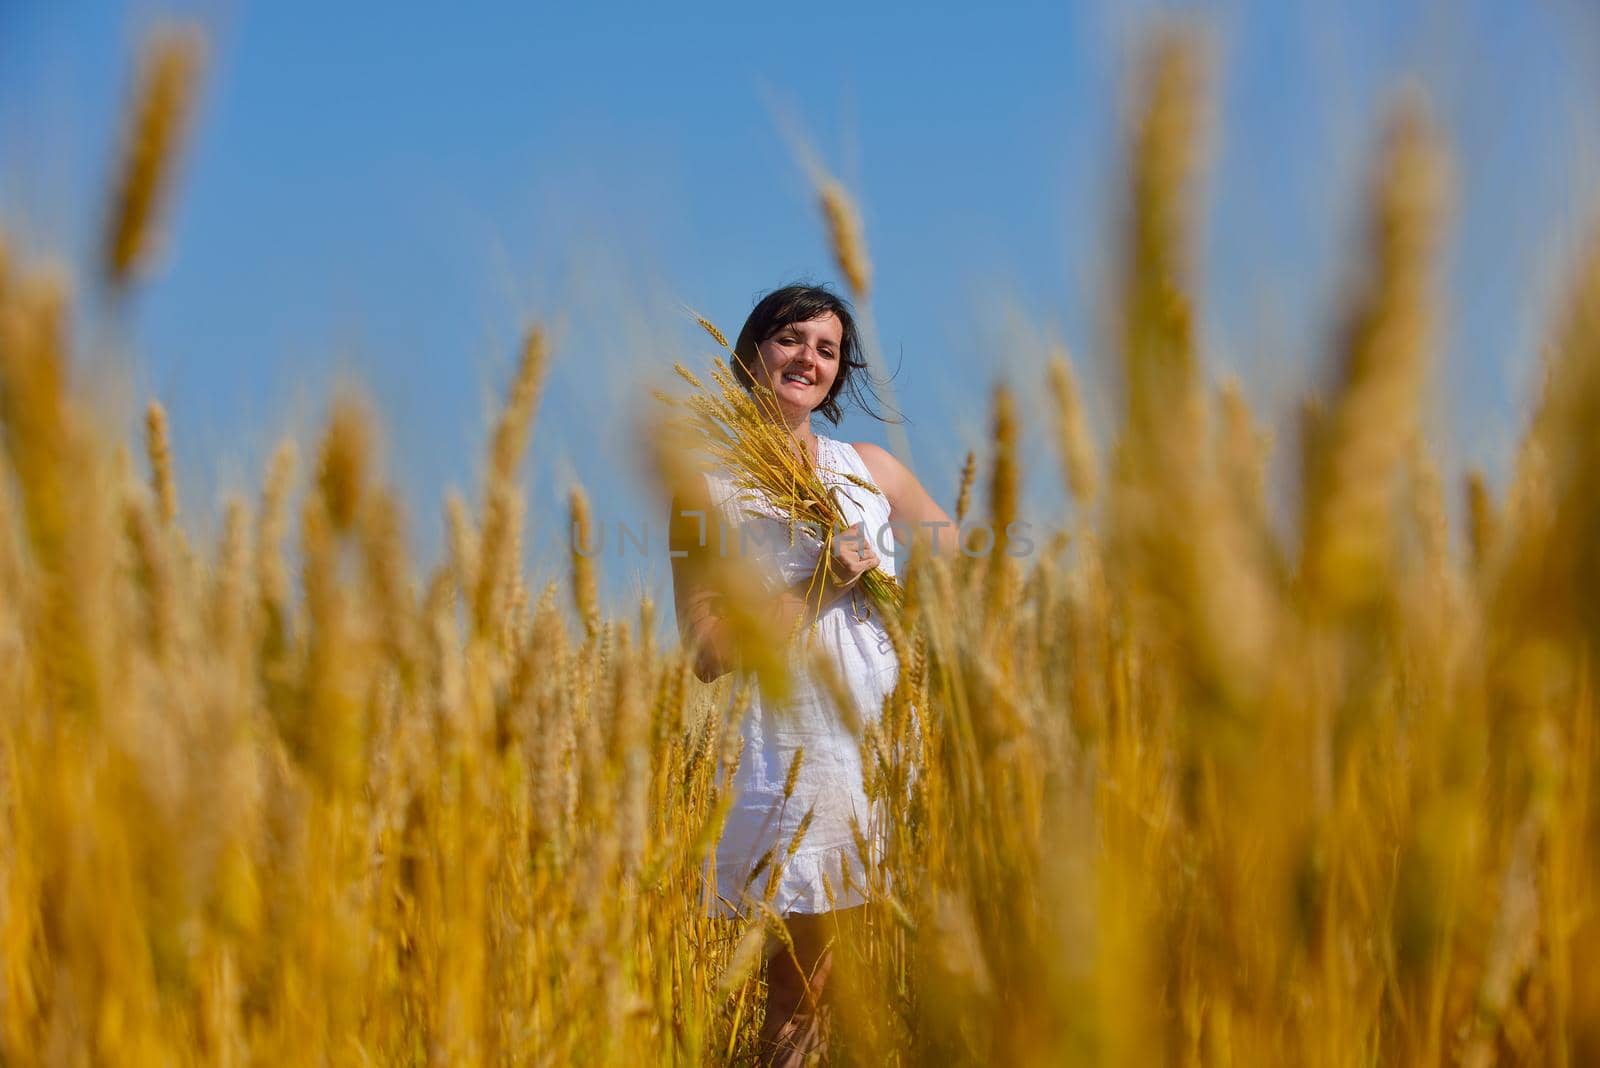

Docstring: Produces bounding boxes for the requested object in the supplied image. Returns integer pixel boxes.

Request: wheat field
[0,21,1597,1066]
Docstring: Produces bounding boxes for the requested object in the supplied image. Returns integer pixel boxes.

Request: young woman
[668,284,957,1064]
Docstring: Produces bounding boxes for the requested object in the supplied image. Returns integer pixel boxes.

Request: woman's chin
[772,386,815,414]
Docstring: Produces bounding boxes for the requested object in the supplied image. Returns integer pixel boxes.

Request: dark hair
[730,283,893,426]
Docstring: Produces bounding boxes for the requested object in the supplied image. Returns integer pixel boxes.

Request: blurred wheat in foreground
[0,21,1598,1067]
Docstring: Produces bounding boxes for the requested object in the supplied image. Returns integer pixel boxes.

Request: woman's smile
[779,364,818,398]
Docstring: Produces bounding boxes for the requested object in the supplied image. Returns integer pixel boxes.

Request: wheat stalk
[104,26,203,285]
[143,400,177,526]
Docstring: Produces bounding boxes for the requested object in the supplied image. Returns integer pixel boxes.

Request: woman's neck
[783,413,819,463]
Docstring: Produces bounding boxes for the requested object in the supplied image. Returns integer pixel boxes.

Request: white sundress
[701,434,901,919]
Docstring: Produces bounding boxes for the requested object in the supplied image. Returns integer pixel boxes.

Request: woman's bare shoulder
[850,441,906,497]
[849,442,955,529]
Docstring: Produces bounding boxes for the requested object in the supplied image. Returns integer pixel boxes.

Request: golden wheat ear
[568,483,601,642]
[839,472,886,498]
[474,326,547,638]
[688,311,731,350]
[103,25,204,287]
[1046,346,1097,509]
[954,450,976,524]
[818,178,873,301]
[1299,93,1447,616]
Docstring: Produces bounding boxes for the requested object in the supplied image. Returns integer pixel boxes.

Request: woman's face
[754,312,844,420]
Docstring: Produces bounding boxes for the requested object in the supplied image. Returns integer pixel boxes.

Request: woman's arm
[668,498,880,684]
[851,442,962,561]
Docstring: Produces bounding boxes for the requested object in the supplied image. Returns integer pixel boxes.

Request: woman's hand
[823,522,880,596]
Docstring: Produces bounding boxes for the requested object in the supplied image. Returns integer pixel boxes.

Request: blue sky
[3,0,1598,608]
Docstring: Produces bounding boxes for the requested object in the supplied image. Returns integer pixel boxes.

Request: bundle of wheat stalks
[667,336,903,619]
[0,18,1598,1067]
